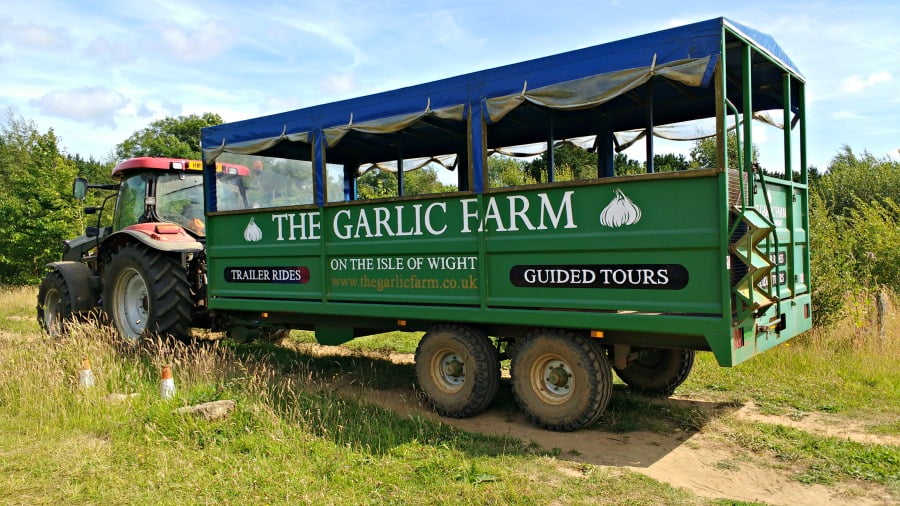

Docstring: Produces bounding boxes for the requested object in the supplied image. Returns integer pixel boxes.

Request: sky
[1,0,899,173]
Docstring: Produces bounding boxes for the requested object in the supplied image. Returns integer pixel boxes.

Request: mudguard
[45,261,99,313]
[115,223,203,253]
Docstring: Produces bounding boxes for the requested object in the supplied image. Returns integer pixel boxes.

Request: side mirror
[73,178,88,200]
[85,226,100,238]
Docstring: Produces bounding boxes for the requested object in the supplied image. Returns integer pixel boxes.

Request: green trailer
[199,18,811,430]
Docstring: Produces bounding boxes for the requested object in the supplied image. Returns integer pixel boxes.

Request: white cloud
[136,100,182,119]
[832,110,864,120]
[84,36,136,65]
[267,13,366,68]
[432,10,473,47]
[319,73,356,97]
[840,72,892,93]
[0,18,71,49]
[261,95,303,115]
[157,19,236,62]
[30,87,128,127]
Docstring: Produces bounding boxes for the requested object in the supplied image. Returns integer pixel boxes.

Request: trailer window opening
[210,154,314,211]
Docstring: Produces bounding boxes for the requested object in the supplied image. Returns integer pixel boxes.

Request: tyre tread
[415,324,499,418]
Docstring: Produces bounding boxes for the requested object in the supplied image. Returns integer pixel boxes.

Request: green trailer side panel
[208,171,725,314]
[206,169,811,367]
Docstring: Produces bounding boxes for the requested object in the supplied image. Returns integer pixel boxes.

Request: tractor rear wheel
[103,244,192,342]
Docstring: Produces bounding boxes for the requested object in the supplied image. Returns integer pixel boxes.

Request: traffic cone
[79,356,95,388]
[160,365,175,399]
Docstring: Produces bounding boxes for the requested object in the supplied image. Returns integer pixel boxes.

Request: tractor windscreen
[156,173,206,236]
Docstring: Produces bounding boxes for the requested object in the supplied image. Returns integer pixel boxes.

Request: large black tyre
[103,244,192,342]
[227,327,291,344]
[415,324,500,418]
[614,348,695,396]
[511,329,612,431]
[37,271,75,337]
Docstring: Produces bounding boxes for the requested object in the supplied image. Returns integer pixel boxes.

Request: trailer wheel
[614,348,695,396]
[103,244,192,342]
[415,324,499,418]
[37,271,75,337]
[227,327,291,344]
[511,330,612,431]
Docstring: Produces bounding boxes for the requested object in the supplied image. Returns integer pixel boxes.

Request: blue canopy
[202,17,802,196]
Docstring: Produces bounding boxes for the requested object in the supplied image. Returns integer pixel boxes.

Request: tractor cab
[45,156,253,341]
[106,157,249,237]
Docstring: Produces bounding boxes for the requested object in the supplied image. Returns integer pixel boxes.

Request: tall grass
[1,286,700,504]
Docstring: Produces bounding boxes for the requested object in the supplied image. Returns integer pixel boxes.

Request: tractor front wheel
[103,244,192,342]
[37,271,75,336]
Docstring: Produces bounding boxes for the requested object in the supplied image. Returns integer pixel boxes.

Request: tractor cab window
[113,174,148,231]
[156,173,206,236]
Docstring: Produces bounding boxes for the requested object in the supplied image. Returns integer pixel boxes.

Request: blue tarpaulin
[201,17,802,200]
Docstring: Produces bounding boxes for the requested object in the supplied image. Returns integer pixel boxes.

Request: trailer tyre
[511,329,612,431]
[614,348,695,396]
[103,244,192,342]
[415,324,499,418]
[37,271,75,337]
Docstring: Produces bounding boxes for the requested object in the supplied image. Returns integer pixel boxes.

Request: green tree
[357,166,453,199]
[357,169,398,199]
[653,153,690,173]
[523,143,598,182]
[68,153,114,184]
[814,145,900,217]
[689,131,758,170]
[115,113,223,160]
[0,112,80,284]
[807,146,900,325]
[487,155,534,188]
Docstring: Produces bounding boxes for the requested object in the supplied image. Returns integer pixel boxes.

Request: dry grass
[799,289,899,354]
[1,285,703,504]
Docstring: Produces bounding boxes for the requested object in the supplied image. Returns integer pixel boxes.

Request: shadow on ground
[233,339,743,467]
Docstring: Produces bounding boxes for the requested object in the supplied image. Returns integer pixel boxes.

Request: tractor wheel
[227,327,291,344]
[511,329,612,431]
[103,244,192,342]
[258,328,291,343]
[37,271,75,337]
[415,324,499,418]
[614,348,695,396]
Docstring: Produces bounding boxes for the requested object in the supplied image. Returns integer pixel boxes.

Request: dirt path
[291,343,896,505]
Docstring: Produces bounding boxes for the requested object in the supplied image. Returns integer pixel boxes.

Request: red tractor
[36,157,252,341]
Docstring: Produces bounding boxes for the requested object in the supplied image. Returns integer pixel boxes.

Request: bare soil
[291,342,897,505]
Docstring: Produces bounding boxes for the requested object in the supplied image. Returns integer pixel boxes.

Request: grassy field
[1,285,897,504]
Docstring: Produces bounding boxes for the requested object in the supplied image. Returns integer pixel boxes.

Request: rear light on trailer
[732,327,745,349]
[590,330,605,338]
[397,319,407,327]
[804,304,810,319]
[170,161,184,170]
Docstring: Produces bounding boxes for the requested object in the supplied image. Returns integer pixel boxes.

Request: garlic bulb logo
[600,189,642,227]
[243,218,263,242]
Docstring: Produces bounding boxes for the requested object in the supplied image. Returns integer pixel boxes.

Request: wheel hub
[43,288,61,334]
[441,354,465,386]
[115,267,150,340]
[543,360,573,395]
